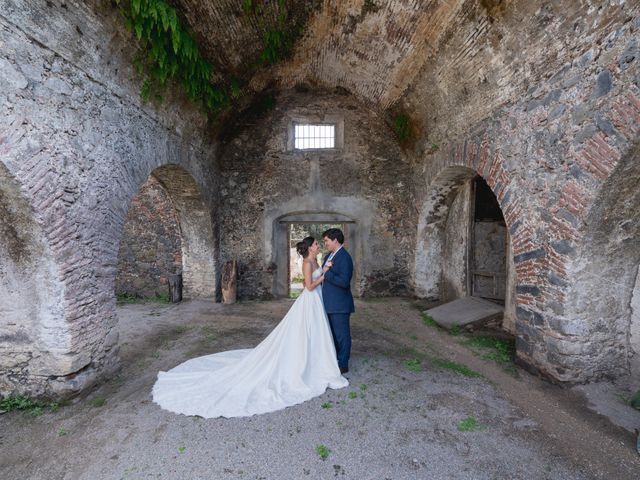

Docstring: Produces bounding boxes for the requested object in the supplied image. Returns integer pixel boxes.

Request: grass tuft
[0,395,61,416]
[90,397,106,408]
[464,335,514,363]
[420,312,438,328]
[315,444,330,460]
[458,416,483,432]
[404,358,421,372]
[431,358,482,378]
[321,402,332,409]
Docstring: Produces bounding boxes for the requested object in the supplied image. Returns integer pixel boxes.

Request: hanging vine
[115,0,234,114]
[243,0,302,66]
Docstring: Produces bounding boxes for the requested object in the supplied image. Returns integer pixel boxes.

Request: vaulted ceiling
[172,0,637,145]
[173,0,469,109]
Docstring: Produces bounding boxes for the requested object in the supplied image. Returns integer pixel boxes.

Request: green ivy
[115,0,230,113]
[244,0,297,66]
[393,113,411,142]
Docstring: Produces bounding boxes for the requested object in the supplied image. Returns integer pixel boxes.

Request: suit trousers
[327,313,351,369]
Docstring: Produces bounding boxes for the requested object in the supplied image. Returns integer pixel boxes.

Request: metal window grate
[294,124,335,149]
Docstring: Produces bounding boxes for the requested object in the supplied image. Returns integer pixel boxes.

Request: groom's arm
[323,254,353,289]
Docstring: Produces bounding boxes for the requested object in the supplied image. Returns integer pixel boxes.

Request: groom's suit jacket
[322,247,355,314]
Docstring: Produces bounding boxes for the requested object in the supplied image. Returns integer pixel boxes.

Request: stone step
[425,296,504,330]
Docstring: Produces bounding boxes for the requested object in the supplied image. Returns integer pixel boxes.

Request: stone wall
[115,175,182,299]
[442,181,471,302]
[412,7,640,382]
[218,89,415,299]
[0,0,219,397]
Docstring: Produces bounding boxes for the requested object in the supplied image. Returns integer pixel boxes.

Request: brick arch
[145,164,217,299]
[414,139,549,373]
[0,163,67,397]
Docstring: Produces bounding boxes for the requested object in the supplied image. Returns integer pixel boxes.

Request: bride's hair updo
[295,236,315,258]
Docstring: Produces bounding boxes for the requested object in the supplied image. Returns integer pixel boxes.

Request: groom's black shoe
[340,367,349,374]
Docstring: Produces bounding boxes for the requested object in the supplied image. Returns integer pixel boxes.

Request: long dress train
[152,267,348,418]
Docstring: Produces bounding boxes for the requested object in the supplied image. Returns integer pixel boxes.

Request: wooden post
[221,260,237,304]
[168,274,183,303]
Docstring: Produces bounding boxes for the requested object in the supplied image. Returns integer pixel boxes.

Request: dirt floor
[1,297,639,480]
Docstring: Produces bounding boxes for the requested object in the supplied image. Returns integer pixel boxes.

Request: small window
[294,124,335,150]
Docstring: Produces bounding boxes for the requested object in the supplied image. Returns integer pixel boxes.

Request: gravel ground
[1,298,638,480]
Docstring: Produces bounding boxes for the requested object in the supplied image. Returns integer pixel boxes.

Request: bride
[152,236,349,418]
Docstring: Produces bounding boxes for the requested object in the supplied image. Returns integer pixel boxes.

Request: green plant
[463,336,514,363]
[242,0,261,16]
[242,0,297,66]
[0,395,60,416]
[449,325,462,336]
[404,358,421,372]
[178,446,186,453]
[393,113,411,142]
[115,0,231,113]
[421,312,437,328]
[153,292,171,304]
[28,406,43,417]
[457,416,483,432]
[630,390,640,410]
[91,396,106,408]
[116,292,140,304]
[315,444,330,460]
[348,391,357,399]
[431,358,482,378]
[58,427,68,436]
[361,0,381,16]
[321,402,332,409]
[360,384,368,392]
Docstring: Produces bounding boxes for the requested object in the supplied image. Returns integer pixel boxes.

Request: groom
[321,228,355,374]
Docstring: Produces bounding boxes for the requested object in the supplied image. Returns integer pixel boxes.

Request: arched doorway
[415,166,517,332]
[116,164,217,301]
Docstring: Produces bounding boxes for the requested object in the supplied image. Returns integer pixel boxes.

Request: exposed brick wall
[0,0,219,397]
[115,175,182,299]
[413,14,640,382]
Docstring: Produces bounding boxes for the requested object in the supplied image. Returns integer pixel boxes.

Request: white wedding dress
[152,267,348,418]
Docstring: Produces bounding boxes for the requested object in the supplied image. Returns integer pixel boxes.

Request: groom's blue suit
[322,246,355,370]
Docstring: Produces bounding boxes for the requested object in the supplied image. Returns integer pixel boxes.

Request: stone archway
[563,142,640,380]
[414,165,517,332]
[117,164,217,300]
[0,164,67,397]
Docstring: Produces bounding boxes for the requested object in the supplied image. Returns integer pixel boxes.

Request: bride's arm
[303,261,324,291]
